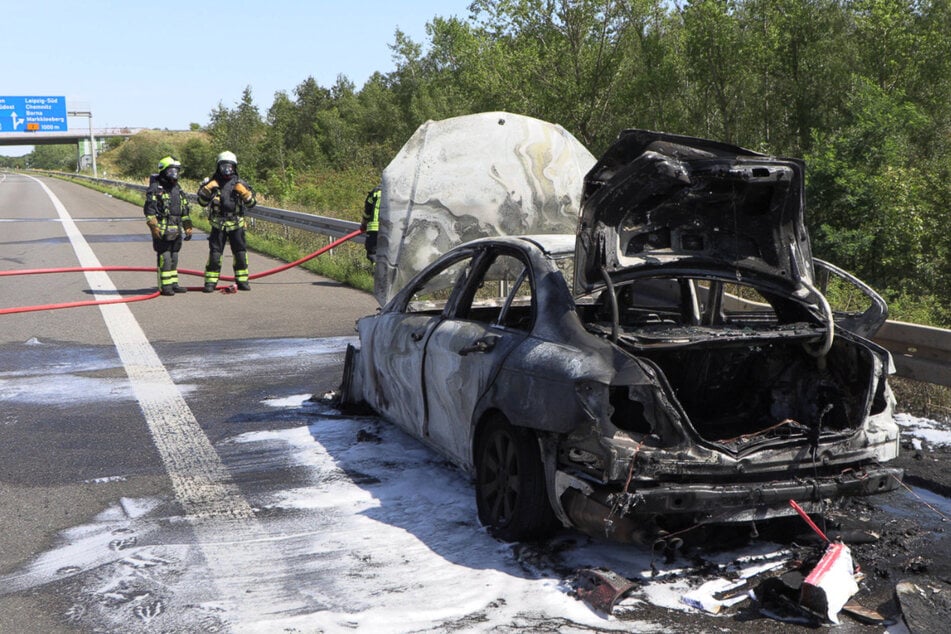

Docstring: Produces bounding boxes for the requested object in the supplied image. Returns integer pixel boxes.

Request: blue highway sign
[0,96,68,132]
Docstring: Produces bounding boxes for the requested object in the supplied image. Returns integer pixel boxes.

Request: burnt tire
[336,344,375,415]
[475,416,558,541]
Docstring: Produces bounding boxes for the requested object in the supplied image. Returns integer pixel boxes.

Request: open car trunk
[562,273,899,534]
[607,327,880,451]
[578,272,889,457]
[571,128,894,463]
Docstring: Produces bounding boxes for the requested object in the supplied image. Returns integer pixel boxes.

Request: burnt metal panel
[375,112,595,305]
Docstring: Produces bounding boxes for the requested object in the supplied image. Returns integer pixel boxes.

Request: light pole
[67,110,97,178]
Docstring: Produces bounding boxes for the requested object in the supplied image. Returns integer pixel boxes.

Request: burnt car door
[813,258,888,338]
[422,248,535,465]
[365,252,478,438]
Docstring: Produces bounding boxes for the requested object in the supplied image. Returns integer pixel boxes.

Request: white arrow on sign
[10,110,25,130]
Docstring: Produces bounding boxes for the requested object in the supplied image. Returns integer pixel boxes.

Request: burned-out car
[339,128,903,544]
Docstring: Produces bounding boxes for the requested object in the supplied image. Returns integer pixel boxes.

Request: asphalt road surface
[0,172,377,632]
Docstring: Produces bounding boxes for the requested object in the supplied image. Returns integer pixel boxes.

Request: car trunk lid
[575,129,815,294]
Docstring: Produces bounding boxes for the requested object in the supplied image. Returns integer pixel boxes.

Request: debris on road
[896,578,951,633]
[798,541,860,624]
[573,568,638,614]
[680,578,749,614]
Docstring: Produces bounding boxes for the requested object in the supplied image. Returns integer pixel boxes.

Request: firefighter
[360,184,381,262]
[197,151,257,292]
[144,156,193,296]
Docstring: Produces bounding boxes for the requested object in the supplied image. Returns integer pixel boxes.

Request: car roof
[460,233,577,257]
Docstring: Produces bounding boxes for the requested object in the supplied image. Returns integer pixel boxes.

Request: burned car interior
[576,275,889,452]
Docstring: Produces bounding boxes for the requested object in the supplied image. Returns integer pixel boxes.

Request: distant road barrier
[874,321,951,388]
[52,171,363,242]
[33,171,951,387]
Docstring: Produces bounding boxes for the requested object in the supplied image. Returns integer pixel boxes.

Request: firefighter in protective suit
[360,184,381,262]
[197,151,257,292]
[144,156,193,296]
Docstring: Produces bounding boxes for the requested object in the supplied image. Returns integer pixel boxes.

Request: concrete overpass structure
[0,127,144,147]
[1,100,146,175]
[0,121,145,177]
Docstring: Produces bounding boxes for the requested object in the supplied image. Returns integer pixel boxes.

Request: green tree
[179,137,217,182]
[314,76,362,170]
[259,90,298,201]
[911,0,951,137]
[806,79,936,311]
[283,77,333,169]
[206,86,266,178]
[388,26,468,140]
[30,144,77,171]
[737,0,853,154]
[851,0,919,94]
[460,0,645,149]
[355,72,407,169]
[680,0,752,142]
[607,1,689,144]
[113,131,177,177]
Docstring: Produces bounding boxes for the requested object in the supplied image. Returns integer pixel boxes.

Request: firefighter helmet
[157,156,181,172]
[216,151,238,166]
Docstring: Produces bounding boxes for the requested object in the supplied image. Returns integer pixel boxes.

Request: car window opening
[457,252,535,331]
[405,255,475,314]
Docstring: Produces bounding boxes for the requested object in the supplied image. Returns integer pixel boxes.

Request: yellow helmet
[157,156,181,172]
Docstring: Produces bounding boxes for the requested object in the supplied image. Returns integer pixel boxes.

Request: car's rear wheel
[475,415,558,541]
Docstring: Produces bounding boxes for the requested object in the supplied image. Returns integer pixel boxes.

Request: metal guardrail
[249,205,361,240]
[39,171,951,387]
[874,321,951,387]
[62,172,364,242]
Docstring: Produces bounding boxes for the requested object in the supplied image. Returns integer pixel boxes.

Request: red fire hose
[0,229,363,316]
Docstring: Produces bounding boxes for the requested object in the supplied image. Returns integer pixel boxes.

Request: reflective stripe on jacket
[363,187,381,232]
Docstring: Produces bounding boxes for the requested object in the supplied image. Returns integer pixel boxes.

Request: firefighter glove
[146,217,162,240]
[234,182,253,202]
[198,179,219,198]
[184,227,193,241]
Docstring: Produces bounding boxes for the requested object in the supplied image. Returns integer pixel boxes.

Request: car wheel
[336,344,374,415]
[475,416,557,541]
[338,344,357,404]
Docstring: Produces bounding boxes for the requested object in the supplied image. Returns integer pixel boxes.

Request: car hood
[574,129,815,294]
[375,112,596,306]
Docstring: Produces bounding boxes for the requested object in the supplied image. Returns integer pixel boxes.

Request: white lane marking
[0,217,143,222]
[27,175,252,520]
[28,176,311,619]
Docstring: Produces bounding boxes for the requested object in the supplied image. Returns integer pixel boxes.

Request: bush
[112,130,214,179]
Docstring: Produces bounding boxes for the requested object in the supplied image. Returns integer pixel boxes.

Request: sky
[1,0,475,156]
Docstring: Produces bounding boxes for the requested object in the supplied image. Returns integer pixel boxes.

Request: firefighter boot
[203,283,216,293]
[161,286,175,297]
[237,281,251,291]
[173,284,188,293]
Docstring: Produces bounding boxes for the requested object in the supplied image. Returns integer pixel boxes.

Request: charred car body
[340,125,902,544]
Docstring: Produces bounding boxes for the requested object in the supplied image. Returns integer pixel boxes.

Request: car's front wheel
[475,415,558,541]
